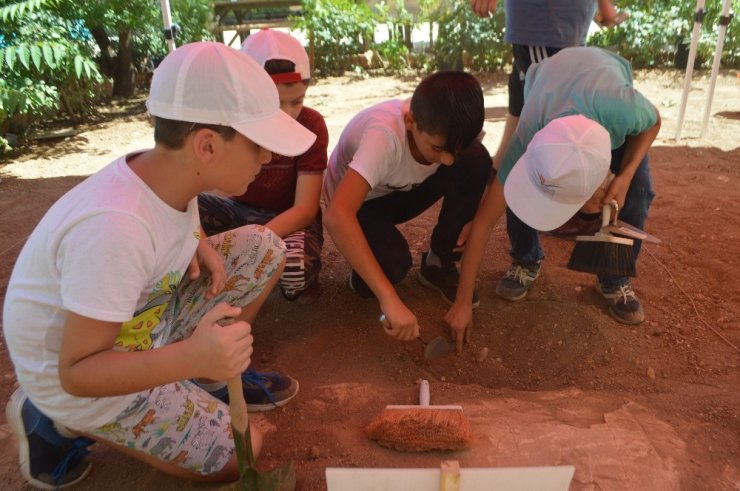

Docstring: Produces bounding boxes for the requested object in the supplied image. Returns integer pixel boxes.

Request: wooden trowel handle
[419,379,430,406]
[227,376,249,434]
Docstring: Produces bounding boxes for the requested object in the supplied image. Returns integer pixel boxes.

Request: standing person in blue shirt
[470,0,630,237]
[471,0,599,172]
[445,47,660,342]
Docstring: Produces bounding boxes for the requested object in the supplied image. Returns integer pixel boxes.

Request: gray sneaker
[596,281,644,325]
[496,261,541,301]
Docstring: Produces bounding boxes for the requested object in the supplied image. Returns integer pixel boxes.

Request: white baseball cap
[146,41,315,157]
[504,115,612,231]
[241,29,310,84]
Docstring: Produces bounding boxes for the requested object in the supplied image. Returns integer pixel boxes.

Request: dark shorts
[508,44,563,116]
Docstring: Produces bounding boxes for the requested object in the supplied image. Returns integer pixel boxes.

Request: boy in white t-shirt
[2,42,316,488]
[322,71,492,343]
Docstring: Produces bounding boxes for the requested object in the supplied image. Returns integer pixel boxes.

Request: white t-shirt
[322,99,441,204]
[3,153,200,431]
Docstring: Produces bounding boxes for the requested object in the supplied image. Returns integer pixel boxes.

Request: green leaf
[74,55,83,78]
[17,45,30,70]
[42,44,56,69]
[3,47,15,71]
[52,44,65,65]
[82,59,92,79]
[30,44,42,71]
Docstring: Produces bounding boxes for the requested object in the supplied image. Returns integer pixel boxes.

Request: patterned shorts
[90,225,285,475]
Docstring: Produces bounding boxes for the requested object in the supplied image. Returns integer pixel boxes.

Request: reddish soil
[1,70,739,490]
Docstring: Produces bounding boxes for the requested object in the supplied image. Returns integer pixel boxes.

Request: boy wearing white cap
[199,29,328,305]
[446,47,660,341]
[3,42,316,487]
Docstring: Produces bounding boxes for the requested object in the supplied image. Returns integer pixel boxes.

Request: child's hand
[454,221,473,253]
[444,301,473,353]
[189,303,252,380]
[602,174,630,210]
[470,0,498,18]
[189,238,226,300]
[379,302,420,341]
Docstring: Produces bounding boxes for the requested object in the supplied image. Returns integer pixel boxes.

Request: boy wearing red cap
[3,42,316,487]
[199,29,329,305]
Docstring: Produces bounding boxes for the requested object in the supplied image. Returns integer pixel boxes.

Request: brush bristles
[365,407,472,452]
[567,240,636,277]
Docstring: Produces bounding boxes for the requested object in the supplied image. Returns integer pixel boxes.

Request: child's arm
[445,178,507,345]
[603,109,661,208]
[324,170,420,341]
[264,174,322,237]
[58,303,252,397]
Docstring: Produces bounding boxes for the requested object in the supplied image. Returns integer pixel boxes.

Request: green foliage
[0,1,103,149]
[376,39,410,72]
[171,0,215,44]
[434,0,507,71]
[588,0,740,68]
[294,0,377,75]
[0,0,50,22]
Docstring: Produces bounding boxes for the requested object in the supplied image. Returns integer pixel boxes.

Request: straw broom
[567,202,636,277]
[365,380,471,452]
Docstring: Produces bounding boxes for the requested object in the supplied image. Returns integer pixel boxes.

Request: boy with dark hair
[199,29,328,305]
[3,42,316,488]
[446,47,660,342]
[323,71,492,340]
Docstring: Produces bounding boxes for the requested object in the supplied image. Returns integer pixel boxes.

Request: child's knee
[224,224,287,280]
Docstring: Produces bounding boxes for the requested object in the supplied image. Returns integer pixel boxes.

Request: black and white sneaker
[418,252,480,308]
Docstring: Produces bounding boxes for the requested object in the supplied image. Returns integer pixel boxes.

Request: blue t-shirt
[505,0,596,48]
[499,47,658,183]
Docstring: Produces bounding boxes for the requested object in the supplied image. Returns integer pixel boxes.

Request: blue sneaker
[6,388,94,489]
[496,261,541,301]
[211,369,299,412]
[596,281,645,325]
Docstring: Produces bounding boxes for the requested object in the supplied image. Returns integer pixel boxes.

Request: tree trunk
[112,28,136,98]
[89,26,115,78]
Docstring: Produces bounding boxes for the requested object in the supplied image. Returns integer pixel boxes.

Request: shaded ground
[1,69,739,490]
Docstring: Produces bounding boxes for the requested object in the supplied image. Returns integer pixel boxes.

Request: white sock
[194,380,227,393]
[54,421,80,439]
[425,249,442,267]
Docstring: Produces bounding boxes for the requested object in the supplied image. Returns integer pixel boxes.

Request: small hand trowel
[380,314,453,359]
[603,219,661,244]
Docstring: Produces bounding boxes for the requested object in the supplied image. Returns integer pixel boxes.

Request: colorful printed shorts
[90,225,285,475]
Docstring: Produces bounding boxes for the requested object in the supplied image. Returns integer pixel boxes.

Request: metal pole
[700,0,734,137]
[675,0,707,140]
[160,0,176,52]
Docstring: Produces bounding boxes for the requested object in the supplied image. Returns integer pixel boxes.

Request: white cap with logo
[504,115,612,231]
[241,28,310,84]
[145,41,316,157]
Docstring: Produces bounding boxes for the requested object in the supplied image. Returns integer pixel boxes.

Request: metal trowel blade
[604,220,661,244]
[423,335,453,359]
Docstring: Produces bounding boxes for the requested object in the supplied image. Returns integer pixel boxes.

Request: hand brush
[365,379,472,452]
[567,201,636,277]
